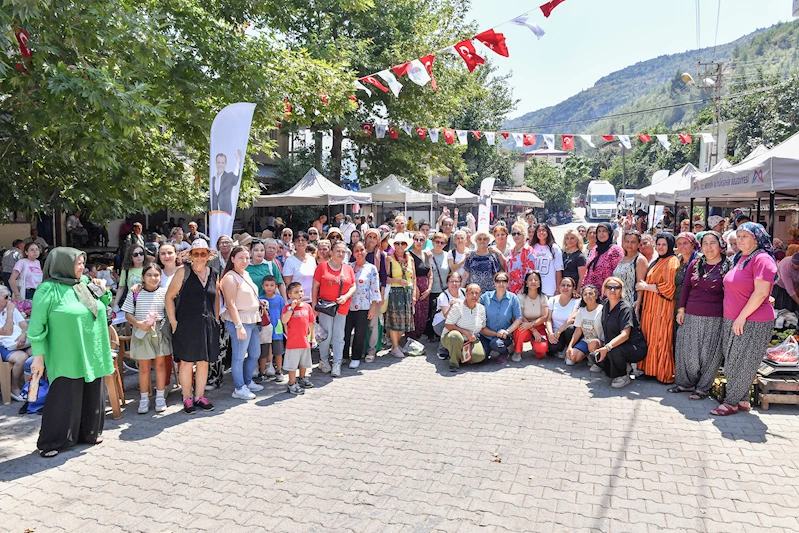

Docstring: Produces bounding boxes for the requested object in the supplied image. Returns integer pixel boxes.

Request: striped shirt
[445,300,486,335]
[121,287,167,321]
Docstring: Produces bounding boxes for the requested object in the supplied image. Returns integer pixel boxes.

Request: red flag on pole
[500,132,510,139]
[472,131,482,140]
[360,76,390,93]
[523,133,536,146]
[443,129,456,144]
[420,55,438,91]
[415,127,427,140]
[361,123,374,136]
[540,0,566,18]
[474,29,510,58]
[389,126,400,139]
[392,62,411,77]
[561,135,574,150]
[679,134,692,144]
[601,135,615,142]
[453,40,486,72]
[15,28,32,58]
[638,134,651,143]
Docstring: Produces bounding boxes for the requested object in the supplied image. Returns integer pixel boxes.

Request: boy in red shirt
[281,282,315,395]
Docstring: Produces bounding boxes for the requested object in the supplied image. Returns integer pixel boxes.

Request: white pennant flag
[485,132,496,146]
[375,124,387,139]
[543,134,554,150]
[579,135,595,148]
[401,123,413,136]
[656,134,671,149]
[456,130,468,145]
[513,133,524,147]
[354,80,371,97]
[377,70,403,97]
[618,135,632,150]
[511,14,545,39]
[407,59,431,86]
[700,133,716,145]
[429,128,439,143]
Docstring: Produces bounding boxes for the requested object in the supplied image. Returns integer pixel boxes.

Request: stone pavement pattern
[2,346,799,533]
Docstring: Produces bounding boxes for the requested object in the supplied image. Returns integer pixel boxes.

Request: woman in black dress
[165,240,220,414]
[409,231,433,340]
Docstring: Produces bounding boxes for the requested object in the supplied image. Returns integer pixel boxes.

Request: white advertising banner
[477,178,495,233]
[209,102,256,248]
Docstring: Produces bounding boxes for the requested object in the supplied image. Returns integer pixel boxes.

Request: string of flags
[353,1,567,101]
[358,125,718,149]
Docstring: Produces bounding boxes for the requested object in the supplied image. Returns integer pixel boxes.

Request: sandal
[667,386,694,394]
[39,449,59,458]
[737,402,751,412]
[710,403,739,416]
[689,391,709,400]
[364,354,375,363]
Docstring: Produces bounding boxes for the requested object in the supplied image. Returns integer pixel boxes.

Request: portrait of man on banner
[211,149,242,215]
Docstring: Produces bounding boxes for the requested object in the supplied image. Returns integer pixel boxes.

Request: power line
[712,0,722,59]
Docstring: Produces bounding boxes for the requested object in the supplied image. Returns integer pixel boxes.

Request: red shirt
[313,261,355,315]
[283,302,313,349]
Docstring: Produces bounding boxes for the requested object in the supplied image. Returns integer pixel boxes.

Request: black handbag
[315,278,343,317]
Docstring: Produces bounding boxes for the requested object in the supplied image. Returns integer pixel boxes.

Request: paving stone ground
[2,343,799,533]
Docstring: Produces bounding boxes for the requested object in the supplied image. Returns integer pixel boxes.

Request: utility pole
[621,124,626,189]
[683,61,723,167]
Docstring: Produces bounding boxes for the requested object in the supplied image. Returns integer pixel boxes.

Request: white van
[586,180,617,221]
[617,189,636,215]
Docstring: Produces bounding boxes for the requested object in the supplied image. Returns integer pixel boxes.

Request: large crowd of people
[0,206,791,458]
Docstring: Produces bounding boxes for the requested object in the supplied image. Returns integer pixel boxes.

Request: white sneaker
[318,359,332,373]
[232,387,256,400]
[265,362,276,377]
[349,359,361,369]
[137,398,150,414]
[589,364,602,373]
[252,368,260,378]
[331,362,342,377]
[565,358,575,366]
[155,397,167,413]
[611,375,632,388]
[556,351,566,359]
[247,382,264,392]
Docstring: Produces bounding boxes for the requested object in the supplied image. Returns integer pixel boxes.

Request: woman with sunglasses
[112,244,146,310]
[479,271,523,364]
[512,270,548,361]
[531,223,563,297]
[566,285,604,367]
[283,232,317,303]
[545,277,580,358]
[384,234,417,359]
[408,232,433,340]
[326,228,350,262]
[463,231,503,294]
[580,223,623,295]
[590,277,648,388]
[637,233,680,383]
[612,230,648,313]
[165,239,219,414]
[307,227,320,244]
[280,228,294,258]
[506,221,535,295]
[425,232,451,341]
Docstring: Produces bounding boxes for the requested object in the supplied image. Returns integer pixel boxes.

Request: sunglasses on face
[395,242,408,247]
[605,285,622,291]
[414,238,425,242]
[495,279,509,284]
[434,240,446,245]
[191,252,209,258]
[329,235,341,240]
[511,232,523,237]
[282,233,291,237]
[132,252,144,257]
[309,232,318,235]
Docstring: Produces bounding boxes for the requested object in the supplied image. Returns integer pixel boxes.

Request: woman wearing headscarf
[28,248,114,457]
[671,231,731,399]
[637,233,681,383]
[674,232,699,302]
[580,222,623,294]
[712,223,777,416]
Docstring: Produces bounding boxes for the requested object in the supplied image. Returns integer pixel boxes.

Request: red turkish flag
[420,55,438,90]
[500,132,510,139]
[454,39,486,72]
[360,76,390,93]
[415,127,427,140]
[638,134,651,143]
[540,0,566,18]
[389,126,400,139]
[472,131,482,140]
[561,135,574,150]
[392,62,411,77]
[361,123,374,136]
[679,134,692,144]
[443,129,456,144]
[319,91,329,105]
[15,28,32,59]
[474,29,509,58]
[523,133,535,146]
[284,98,291,119]
[601,135,615,142]
[348,95,359,104]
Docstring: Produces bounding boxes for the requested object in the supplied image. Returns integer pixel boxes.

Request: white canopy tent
[360,174,446,204]
[634,164,699,205]
[492,187,545,208]
[253,168,372,207]
[442,185,480,205]
[674,158,731,202]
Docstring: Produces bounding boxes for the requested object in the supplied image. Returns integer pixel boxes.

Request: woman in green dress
[28,248,114,458]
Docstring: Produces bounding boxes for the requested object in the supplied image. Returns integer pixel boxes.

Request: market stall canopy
[674,159,731,202]
[253,168,372,207]
[690,132,799,200]
[634,164,699,205]
[360,174,453,204]
[440,185,479,204]
[491,186,545,208]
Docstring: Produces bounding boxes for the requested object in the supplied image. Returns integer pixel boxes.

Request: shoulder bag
[315,277,343,317]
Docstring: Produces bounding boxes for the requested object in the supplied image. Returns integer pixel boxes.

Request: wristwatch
[235,323,244,329]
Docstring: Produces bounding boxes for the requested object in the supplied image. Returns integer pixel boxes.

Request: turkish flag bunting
[454,40,486,72]
[474,29,509,58]
[679,134,692,144]
[284,98,291,119]
[500,132,510,139]
[601,135,615,142]
[392,62,411,77]
[389,126,399,139]
[638,134,651,143]
[561,135,574,150]
[420,55,438,90]
[472,131,482,140]
[443,129,456,144]
[540,0,566,18]
[360,76,390,93]
[348,95,359,104]
[361,123,374,136]
[415,127,427,140]
[523,133,536,146]
[319,91,329,105]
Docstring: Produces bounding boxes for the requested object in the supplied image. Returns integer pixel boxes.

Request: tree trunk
[331,127,343,182]
[313,128,323,170]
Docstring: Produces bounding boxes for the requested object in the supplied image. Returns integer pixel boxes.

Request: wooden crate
[757,376,799,410]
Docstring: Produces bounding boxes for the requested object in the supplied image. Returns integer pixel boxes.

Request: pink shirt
[723,252,777,322]
[506,244,535,295]
[582,245,624,294]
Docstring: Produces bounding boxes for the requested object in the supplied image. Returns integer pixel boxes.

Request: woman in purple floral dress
[581,222,624,295]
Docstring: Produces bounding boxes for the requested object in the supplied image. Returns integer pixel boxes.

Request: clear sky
[466,0,794,119]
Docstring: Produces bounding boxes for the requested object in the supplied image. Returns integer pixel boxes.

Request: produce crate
[710,372,759,406]
[757,376,799,410]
